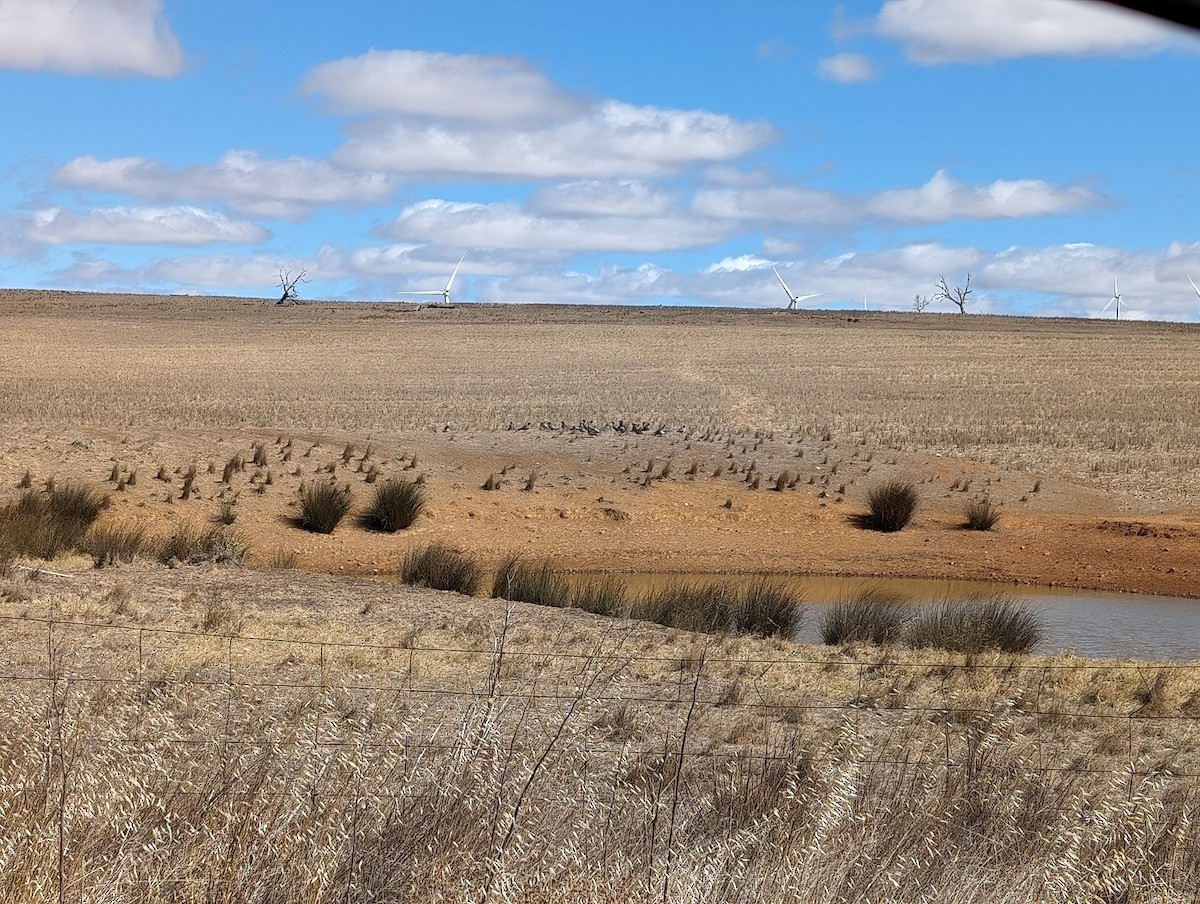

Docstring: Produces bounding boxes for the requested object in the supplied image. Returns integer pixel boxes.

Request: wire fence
[3,609,1199,783]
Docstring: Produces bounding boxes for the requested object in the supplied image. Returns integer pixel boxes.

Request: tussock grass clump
[636,581,741,632]
[964,497,1001,531]
[492,554,572,607]
[859,480,919,532]
[570,576,630,617]
[361,479,425,532]
[906,594,1044,654]
[732,578,805,638]
[81,522,153,567]
[0,484,109,560]
[821,585,910,645]
[298,483,351,534]
[158,523,246,565]
[399,543,482,595]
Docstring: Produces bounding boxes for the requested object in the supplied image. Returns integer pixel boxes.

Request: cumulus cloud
[299,49,582,122]
[299,50,776,181]
[29,206,269,245]
[51,253,323,292]
[0,0,183,76]
[817,53,877,83]
[691,185,854,225]
[528,180,677,218]
[874,0,1185,63]
[53,152,395,220]
[381,198,730,253]
[332,101,776,181]
[867,169,1101,222]
[691,170,1100,227]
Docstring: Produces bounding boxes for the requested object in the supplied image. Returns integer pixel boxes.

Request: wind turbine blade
[1189,275,1200,298]
[397,290,444,296]
[772,266,795,300]
[445,252,467,293]
[793,292,827,303]
[1102,298,1115,312]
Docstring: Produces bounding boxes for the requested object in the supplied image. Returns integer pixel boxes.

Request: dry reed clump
[906,594,1045,654]
[398,542,482,595]
[80,522,153,568]
[858,480,919,532]
[964,497,1001,531]
[297,482,351,534]
[0,483,109,560]
[821,585,910,645]
[360,478,425,532]
[157,522,247,566]
[491,554,573,607]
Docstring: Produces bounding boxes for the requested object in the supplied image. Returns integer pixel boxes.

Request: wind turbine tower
[772,266,826,311]
[398,253,467,305]
[1102,278,1125,320]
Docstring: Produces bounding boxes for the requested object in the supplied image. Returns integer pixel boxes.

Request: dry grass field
[3,289,1200,901]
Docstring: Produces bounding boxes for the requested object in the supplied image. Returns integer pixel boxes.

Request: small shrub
[361,479,425,532]
[906,594,1044,654]
[821,585,910,645]
[963,498,1000,531]
[17,470,32,489]
[298,483,351,534]
[217,502,237,525]
[859,481,919,532]
[400,543,482,595]
[491,554,571,607]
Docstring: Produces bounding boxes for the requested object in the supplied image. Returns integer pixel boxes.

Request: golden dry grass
[2,565,1200,902]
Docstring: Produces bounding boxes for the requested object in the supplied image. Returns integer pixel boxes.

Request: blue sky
[1,0,1199,318]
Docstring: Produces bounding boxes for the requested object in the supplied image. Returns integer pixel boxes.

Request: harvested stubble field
[3,289,1200,902]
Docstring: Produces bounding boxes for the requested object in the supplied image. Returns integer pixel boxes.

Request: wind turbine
[398,253,467,305]
[772,266,826,311]
[1101,277,1126,320]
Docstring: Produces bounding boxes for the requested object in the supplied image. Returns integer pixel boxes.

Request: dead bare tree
[935,273,972,314]
[277,268,309,305]
[912,293,932,313]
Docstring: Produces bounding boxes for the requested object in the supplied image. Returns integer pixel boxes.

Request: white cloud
[704,254,774,275]
[382,198,730,253]
[867,169,1101,222]
[528,180,676,218]
[51,253,319,292]
[692,169,1100,227]
[299,49,582,123]
[29,206,268,245]
[691,184,853,225]
[54,152,395,220]
[874,0,1184,63]
[817,53,877,83]
[300,50,775,181]
[0,0,183,76]
[332,101,775,180]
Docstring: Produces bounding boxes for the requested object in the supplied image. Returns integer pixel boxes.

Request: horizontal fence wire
[2,610,1199,784]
